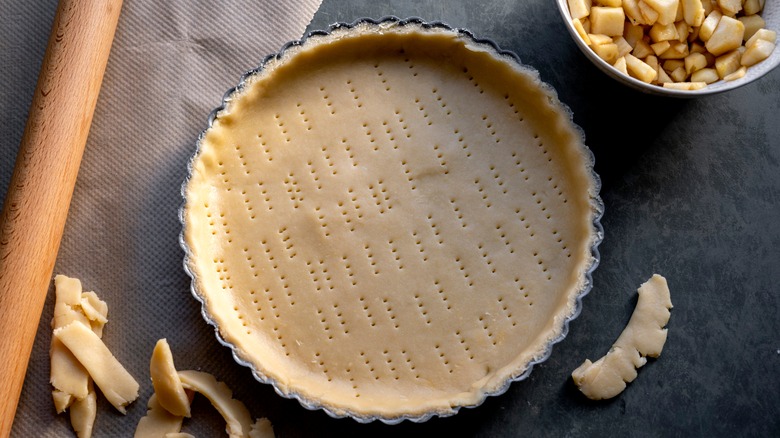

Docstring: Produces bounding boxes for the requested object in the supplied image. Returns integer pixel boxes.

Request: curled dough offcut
[150,339,191,417]
[177,370,253,438]
[134,394,185,438]
[572,274,672,400]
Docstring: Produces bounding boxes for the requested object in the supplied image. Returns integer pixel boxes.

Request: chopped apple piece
[684,52,708,74]
[655,65,674,83]
[663,81,708,89]
[743,0,764,16]
[626,53,659,82]
[705,16,745,56]
[659,42,690,59]
[699,10,723,42]
[568,0,593,19]
[723,66,747,80]
[691,67,720,83]
[717,0,742,17]
[639,0,661,24]
[746,29,776,48]
[715,49,743,78]
[682,0,705,26]
[573,19,592,45]
[589,33,615,45]
[670,66,689,81]
[652,40,672,55]
[633,39,655,58]
[663,59,685,71]
[642,0,679,25]
[688,26,700,42]
[623,0,646,24]
[614,56,629,74]
[740,38,775,66]
[702,0,714,15]
[739,15,767,42]
[593,42,621,63]
[624,21,645,46]
[614,36,634,56]
[650,22,679,42]
[591,7,626,36]
[645,55,660,71]
[675,20,690,42]
[689,41,707,53]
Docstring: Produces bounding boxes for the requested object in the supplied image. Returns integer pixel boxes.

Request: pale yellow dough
[136,340,275,438]
[249,418,275,438]
[51,275,91,402]
[151,339,191,417]
[177,370,253,438]
[69,383,97,438]
[184,22,599,419]
[54,321,139,414]
[50,275,121,437]
[134,394,185,438]
[571,274,672,400]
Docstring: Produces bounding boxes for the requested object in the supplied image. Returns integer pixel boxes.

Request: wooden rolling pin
[0,0,122,435]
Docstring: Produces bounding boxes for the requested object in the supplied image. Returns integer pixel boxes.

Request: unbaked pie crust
[182,19,601,421]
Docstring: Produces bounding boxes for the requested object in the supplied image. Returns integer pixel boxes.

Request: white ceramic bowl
[556,0,780,97]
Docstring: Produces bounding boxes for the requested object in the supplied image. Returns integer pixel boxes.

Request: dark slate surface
[305,1,780,437]
[1,0,778,436]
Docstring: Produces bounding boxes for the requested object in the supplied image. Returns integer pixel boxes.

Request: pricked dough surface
[184,23,599,419]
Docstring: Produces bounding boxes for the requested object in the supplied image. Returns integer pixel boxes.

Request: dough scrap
[80,291,108,336]
[50,338,91,404]
[151,339,191,417]
[249,418,275,438]
[52,389,74,414]
[136,339,275,438]
[54,320,140,413]
[571,274,672,400]
[134,394,184,438]
[177,370,253,438]
[69,382,97,438]
[51,276,91,401]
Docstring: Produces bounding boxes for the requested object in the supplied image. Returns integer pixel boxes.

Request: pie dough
[177,370,254,438]
[69,382,97,438]
[54,321,139,414]
[151,339,191,417]
[183,21,600,419]
[134,394,185,438]
[50,275,133,436]
[136,339,274,438]
[571,274,672,399]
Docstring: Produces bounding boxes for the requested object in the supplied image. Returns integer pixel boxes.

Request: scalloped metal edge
[178,16,605,425]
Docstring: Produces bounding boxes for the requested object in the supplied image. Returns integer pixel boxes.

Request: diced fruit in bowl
[565,0,777,91]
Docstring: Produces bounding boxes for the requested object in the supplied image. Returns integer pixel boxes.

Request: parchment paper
[1,0,322,435]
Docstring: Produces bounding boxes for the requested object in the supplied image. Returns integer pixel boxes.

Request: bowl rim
[178,15,605,424]
[555,0,780,97]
